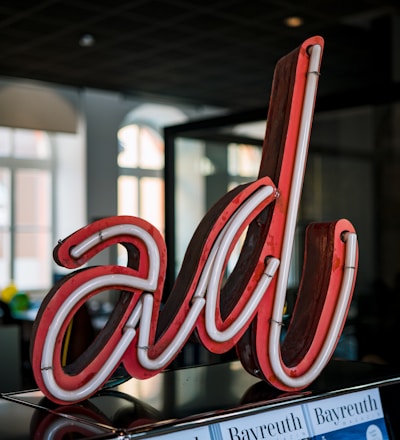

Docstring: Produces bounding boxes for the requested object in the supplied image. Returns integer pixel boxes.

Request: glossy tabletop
[1,359,400,439]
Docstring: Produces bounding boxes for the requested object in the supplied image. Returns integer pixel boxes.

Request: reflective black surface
[1,359,400,439]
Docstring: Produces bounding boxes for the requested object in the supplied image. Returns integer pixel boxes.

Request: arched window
[117,123,164,233]
[117,104,186,265]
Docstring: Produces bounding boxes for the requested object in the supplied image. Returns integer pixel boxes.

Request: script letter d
[237,36,358,390]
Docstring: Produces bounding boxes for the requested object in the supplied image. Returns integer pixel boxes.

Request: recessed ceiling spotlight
[79,33,95,47]
[284,16,304,28]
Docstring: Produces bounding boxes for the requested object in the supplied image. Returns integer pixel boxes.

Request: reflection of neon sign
[31,35,358,405]
[29,391,161,438]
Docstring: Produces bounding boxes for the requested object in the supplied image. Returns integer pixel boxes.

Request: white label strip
[217,404,309,440]
[305,387,388,438]
[152,425,211,440]
[146,387,390,440]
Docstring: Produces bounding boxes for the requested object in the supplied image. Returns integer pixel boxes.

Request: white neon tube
[267,43,357,387]
[41,225,161,402]
[206,257,279,342]
[135,200,230,371]
[135,218,224,370]
[42,184,279,394]
[137,184,278,368]
[70,224,162,289]
[205,185,279,341]
[42,285,142,402]
[191,187,274,302]
[269,44,322,350]
[269,232,357,387]
[137,294,206,370]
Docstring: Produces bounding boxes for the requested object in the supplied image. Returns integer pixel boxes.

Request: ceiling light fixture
[79,33,95,47]
[284,16,304,28]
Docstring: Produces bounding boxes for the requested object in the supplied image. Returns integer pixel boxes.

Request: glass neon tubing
[138,184,279,369]
[41,278,144,401]
[205,185,279,341]
[41,225,159,402]
[41,185,278,398]
[268,43,357,387]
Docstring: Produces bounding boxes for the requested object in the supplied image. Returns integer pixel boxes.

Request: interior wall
[0,79,79,132]
[82,89,122,223]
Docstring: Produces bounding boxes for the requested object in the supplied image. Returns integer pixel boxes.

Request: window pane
[14,169,51,289]
[118,125,139,168]
[15,231,51,290]
[0,127,12,156]
[15,169,51,227]
[228,144,261,177]
[14,129,50,159]
[140,177,164,235]
[117,176,138,267]
[139,127,164,169]
[0,168,10,227]
[0,232,11,287]
[118,175,138,216]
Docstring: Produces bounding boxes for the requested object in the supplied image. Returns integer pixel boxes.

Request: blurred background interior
[0,0,400,392]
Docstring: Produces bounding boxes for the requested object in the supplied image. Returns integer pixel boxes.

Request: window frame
[0,127,54,291]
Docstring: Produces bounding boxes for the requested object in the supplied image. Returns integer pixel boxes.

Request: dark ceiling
[0,1,399,111]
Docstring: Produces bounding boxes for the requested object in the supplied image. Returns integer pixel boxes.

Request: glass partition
[164,100,400,366]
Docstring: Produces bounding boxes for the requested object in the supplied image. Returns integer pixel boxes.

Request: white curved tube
[70,224,161,290]
[41,225,161,402]
[267,44,357,387]
[42,287,142,402]
[269,44,323,351]
[268,232,357,387]
[137,294,206,369]
[138,184,278,368]
[42,184,280,397]
[205,186,279,341]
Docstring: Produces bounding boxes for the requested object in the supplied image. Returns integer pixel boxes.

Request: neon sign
[30,36,358,405]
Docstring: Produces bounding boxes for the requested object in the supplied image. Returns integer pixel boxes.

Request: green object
[10,292,30,312]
